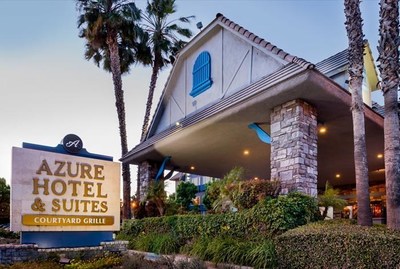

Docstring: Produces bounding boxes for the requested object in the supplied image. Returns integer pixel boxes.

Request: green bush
[251,192,321,234]
[119,192,320,243]
[275,220,400,269]
[131,233,181,254]
[203,167,244,213]
[0,227,19,239]
[233,179,281,210]
[65,253,122,269]
[188,236,276,268]
[176,182,198,210]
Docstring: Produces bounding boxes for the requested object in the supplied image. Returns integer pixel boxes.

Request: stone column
[270,99,318,197]
[138,161,158,202]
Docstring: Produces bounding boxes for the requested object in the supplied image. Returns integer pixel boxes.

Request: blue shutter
[190,51,213,97]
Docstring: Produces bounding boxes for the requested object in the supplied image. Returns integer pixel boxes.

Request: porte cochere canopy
[121,14,384,193]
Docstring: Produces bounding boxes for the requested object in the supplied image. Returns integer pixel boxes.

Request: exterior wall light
[318,122,327,134]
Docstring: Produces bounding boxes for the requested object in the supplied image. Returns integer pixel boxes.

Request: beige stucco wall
[154,27,285,134]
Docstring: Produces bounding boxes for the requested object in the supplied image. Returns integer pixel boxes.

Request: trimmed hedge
[118,192,321,243]
[275,220,400,269]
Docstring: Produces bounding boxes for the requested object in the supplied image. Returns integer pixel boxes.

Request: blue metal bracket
[248,123,271,144]
[155,156,171,181]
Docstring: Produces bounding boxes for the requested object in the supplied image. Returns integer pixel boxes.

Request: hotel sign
[11,147,120,232]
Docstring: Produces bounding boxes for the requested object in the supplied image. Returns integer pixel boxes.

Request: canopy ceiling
[122,67,385,189]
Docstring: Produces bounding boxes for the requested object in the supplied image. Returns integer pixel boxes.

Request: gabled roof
[144,13,315,141]
[214,13,314,69]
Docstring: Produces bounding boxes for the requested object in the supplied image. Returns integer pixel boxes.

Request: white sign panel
[11,147,121,232]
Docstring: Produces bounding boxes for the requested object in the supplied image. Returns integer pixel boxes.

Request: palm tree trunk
[378,0,400,229]
[344,0,372,226]
[140,62,160,142]
[137,62,160,201]
[106,30,131,220]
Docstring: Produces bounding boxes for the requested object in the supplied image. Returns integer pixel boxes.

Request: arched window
[190,51,213,97]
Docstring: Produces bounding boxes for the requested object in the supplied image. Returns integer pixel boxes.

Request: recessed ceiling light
[190,166,195,170]
[377,153,383,159]
[243,150,250,155]
[319,126,327,134]
[335,173,341,179]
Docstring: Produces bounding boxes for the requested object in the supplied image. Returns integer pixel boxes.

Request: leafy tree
[318,181,347,219]
[0,178,10,202]
[344,0,372,226]
[378,0,400,229]
[0,178,10,223]
[76,0,150,219]
[176,181,197,210]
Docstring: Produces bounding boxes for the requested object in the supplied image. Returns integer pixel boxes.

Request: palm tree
[344,0,372,226]
[318,181,347,220]
[378,0,400,230]
[139,0,194,142]
[77,0,148,219]
[136,0,193,200]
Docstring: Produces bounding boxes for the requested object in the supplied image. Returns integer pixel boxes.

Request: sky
[0,0,383,194]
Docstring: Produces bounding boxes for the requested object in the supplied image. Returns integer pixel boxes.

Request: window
[190,51,213,97]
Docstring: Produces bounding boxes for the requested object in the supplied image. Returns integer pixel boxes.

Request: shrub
[165,195,181,216]
[204,168,281,212]
[119,192,320,243]
[132,233,181,254]
[275,220,400,269]
[176,182,198,210]
[65,253,122,269]
[0,227,19,239]
[251,192,321,234]
[247,240,277,269]
[188,236,277,268]
[146,181,167,216]
[233,179,281,210]
[132,201,147,219]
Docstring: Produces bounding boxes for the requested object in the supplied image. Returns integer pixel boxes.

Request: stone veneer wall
[138,161,158,201]
[270,99,318,197]
[0,241,128,264]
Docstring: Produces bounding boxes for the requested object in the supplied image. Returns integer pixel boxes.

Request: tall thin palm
[344,0,372,226]
[136,0,193,200]
[77,0,145,219]
[378,0,400,230]
[140,0,194,142]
